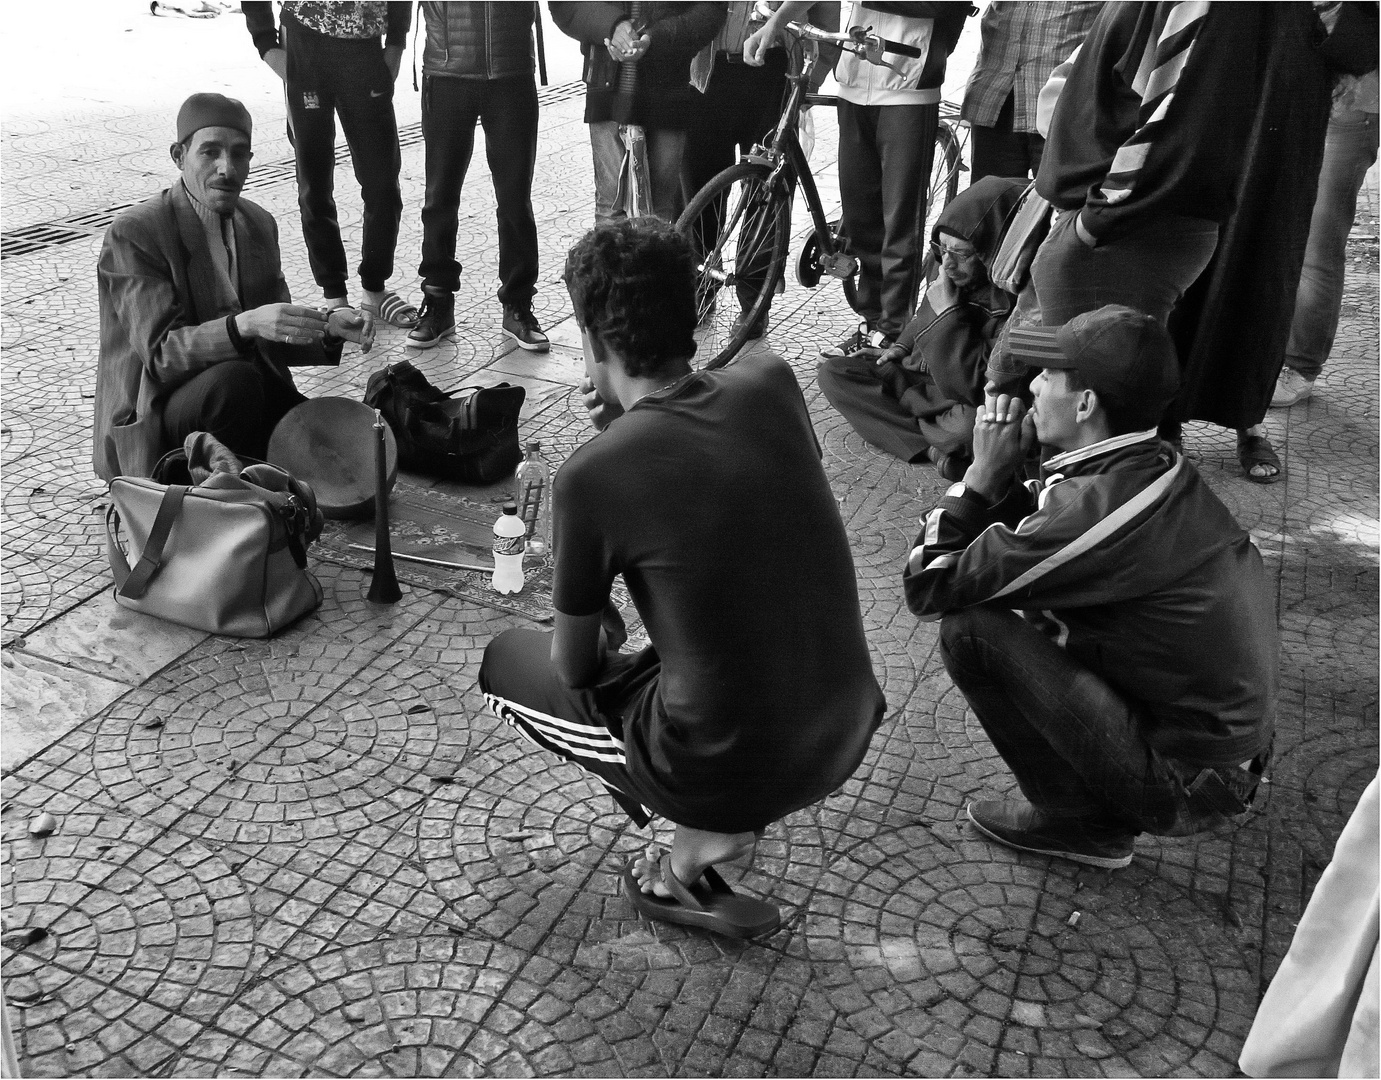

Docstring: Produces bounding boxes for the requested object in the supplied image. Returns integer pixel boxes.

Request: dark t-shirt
[553,352,885,833]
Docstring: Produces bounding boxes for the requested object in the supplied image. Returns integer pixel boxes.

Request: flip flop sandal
[364,291,419,329]
[1237,433,1282,484]
[622,855,780,940]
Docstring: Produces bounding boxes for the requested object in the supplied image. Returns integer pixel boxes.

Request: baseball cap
[1006,305,1179,425]
[176,93,253,144]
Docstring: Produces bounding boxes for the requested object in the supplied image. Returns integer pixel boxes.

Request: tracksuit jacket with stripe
[904,430,1277,768]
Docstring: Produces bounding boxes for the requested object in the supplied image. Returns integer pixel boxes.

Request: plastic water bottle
[514,440,552,557]
[492,503,525,594]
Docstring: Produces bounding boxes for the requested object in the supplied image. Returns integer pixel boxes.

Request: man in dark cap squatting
[904,305,1277,869]
[93,93,373,481]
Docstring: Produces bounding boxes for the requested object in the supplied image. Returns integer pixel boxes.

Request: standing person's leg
[939,607,1189,865]
[874,102,939,341]
[1022,132,1046,180]
[1275,107,1380,404]
[411,75,483,347]
[283,23,349,302]
[969,92,1031,182]
[645,127,688,224]
[589,121,626,225]
[483,76,548,350]
[834,101,884,347]
[331,38,404,304]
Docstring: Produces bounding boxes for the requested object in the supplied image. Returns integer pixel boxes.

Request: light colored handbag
[989,181,1054,296]
[106,466,323,638]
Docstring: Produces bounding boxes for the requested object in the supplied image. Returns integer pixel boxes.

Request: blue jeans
[589,121,685,224]
[1284,107,1380,381]
[940,607,1192,834]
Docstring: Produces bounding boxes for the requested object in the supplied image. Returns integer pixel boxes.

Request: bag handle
[114,485,189,599]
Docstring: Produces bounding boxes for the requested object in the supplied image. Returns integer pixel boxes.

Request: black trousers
[283,20,403,297]
[970,91,1045,183]
[419,74,540,308]
[162,360,306,462]
[837,100,938,339]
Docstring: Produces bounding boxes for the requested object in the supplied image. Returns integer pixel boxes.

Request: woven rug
[314,480,645,644]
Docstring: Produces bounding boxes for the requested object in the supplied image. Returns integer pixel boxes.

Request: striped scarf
[1097,1,1210,206]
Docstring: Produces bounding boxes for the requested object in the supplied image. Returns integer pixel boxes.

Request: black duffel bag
[364,361,526,484]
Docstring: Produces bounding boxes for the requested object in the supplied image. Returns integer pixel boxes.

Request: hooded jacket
[904,431,1278,767]
[889,176,1025,406]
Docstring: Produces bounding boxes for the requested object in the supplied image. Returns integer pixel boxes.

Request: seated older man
[93,93,372,480]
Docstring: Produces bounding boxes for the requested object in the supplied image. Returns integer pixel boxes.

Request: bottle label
[517,476,545,536]
[493,534,525,557]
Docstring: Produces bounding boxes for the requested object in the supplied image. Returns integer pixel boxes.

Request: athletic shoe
[1270,367,1314,408]
[406,291,455,348]
[502,306,550,352]
[820,323,870,359]
[966,800,1135,869]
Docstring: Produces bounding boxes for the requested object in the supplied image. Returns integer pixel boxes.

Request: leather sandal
[621,855,780,940]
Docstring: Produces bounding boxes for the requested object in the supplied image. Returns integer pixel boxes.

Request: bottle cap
[526,440,541,452]
[502,502,518,515]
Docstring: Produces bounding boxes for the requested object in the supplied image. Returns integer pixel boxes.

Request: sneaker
[1270,367,1314,408]
[820,323,870,359]
[502,306,550,352]
[731,311,768,341]
[407,291,456,348]
[966,799,1135,869]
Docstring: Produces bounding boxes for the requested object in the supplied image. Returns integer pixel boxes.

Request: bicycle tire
[675,161,793,370]
[919,121,964,283]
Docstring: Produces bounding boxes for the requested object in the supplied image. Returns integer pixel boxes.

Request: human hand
[237,303,328,346]
[926,269,960,312]
[743,21,782,65]
[327,305,375,351]
[263,47,287,82]
[605,20,648,63]
[580,375,624,431]
[876,342,908,367]
[965,395,1032,501]
[384,45,403,82]
[1074,212,1097,249]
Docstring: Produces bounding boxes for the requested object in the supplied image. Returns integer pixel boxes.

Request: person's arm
[744,0,812,64]
[914,290,1008,405]
[549,1,631,47]
[243,1,288,80]
[383,2,411,81]
[551,611,608,688]
[642,2,728,58]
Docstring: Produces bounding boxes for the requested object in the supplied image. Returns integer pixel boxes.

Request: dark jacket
[549,2,726,126]
[421,1,535,79]
[904,432,1278,767]
[94,184,339,481]
[243,1,412,57]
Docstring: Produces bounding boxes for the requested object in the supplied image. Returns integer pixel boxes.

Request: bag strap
[116,485,189,599]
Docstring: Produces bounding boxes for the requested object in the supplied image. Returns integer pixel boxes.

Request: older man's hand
[237,304,329,347]
[327,305,375,351]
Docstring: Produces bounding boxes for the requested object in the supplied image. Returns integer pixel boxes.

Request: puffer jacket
[421,1,534,80]
[904,431,1278,767]
[834,1,973,106]
[550,2,726,126]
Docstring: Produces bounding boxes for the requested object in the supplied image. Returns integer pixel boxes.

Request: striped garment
[1094,0,1209,207]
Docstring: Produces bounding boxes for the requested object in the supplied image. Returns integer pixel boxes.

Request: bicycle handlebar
[782,19,923,61]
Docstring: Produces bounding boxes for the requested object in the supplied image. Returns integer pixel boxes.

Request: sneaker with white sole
[406,291,455,348]
[502,306,549,352]
[1270,367,1314,408]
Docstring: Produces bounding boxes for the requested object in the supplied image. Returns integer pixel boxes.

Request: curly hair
[563,218,698,378]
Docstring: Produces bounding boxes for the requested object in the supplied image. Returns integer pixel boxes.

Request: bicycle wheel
[919,122,964,283]
[676,162,793,370]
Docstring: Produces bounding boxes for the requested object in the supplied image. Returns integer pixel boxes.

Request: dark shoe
[1237,431,1281,484]
[967,800,1135,869]
[928,446,971,483]
[406,291,455,348]
[621,855,780,940]
[822,323,893,360]
[502,306,549,352]
[731,311,767,341]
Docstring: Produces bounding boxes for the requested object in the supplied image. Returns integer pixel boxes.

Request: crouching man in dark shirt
[479,218,884,938]
[904,305,1277,869]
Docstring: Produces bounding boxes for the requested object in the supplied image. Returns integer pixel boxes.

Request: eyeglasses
[930,241,978,264]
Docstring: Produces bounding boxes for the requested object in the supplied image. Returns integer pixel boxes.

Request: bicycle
[676,14,965,371]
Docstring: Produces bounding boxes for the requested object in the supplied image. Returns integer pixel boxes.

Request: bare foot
[631,825,759,899]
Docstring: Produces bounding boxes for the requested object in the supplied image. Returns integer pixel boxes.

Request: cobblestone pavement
[3,10,1378,1078]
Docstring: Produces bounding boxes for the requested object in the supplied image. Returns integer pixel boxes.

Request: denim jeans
[419,74,539,307]
[1029,210,1220,327]
[590,121,685,224]
[283,20,402,297]
[940,607,1192,834]
[1284,107,1380,381]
